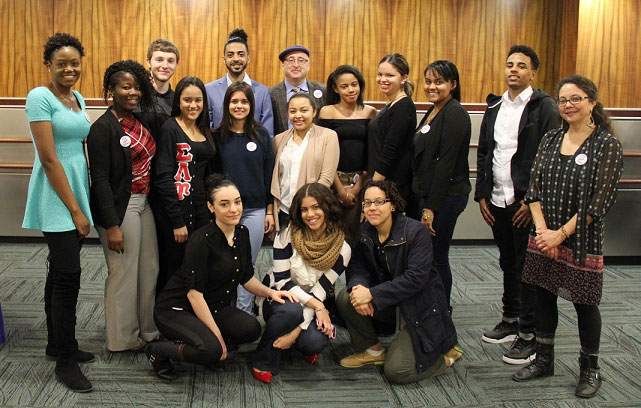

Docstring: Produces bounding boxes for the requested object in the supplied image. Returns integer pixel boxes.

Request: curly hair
[507,45,540,70]
[43,33,85,64]
[289,183,345,235]
[361,179,406,214]
[326,65,365,107]
[102,60,154,109]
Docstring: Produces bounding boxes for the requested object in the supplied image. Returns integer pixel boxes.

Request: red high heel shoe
[303,354,319,365]
[252,368,273,383]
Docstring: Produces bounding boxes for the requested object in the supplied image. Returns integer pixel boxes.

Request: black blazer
[87,108,162,229]
[411,99,471,211]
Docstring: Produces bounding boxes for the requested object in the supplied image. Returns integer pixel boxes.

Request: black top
[214,126,274,209]
[318,118,369,172]
[153,87,174,120]
[155,222,254,313]
[367,97,416,198]
[411,99,471,211]
[87,108,163,228]
[154,118,216,229]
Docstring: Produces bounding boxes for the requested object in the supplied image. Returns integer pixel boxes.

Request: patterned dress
[522,127,623,305]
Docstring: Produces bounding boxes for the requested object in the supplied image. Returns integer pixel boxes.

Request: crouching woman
[146,175,294,380]
[337,180,461,384]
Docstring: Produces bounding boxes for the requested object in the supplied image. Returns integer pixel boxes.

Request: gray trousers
[336,288,445,384]
[97,194,159,351]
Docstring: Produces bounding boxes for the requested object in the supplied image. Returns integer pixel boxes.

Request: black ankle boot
[55,361,93,392]
[512,341,554,382]
[145,342,179,381]
[575,351,602,398]
[46,344,96,363]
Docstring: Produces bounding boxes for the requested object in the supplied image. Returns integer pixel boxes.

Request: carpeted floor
[0,242,640,407]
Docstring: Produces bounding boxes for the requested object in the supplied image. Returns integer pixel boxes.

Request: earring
[588,110,595,128]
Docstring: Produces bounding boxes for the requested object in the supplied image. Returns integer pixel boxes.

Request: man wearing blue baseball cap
[270,45,327,135]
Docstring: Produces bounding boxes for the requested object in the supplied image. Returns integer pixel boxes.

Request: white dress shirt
[225,72,253,87]
[278,130,310,213]
[490,86,533,207]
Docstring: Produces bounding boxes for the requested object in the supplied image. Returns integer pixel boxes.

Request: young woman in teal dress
[23,33,95,393]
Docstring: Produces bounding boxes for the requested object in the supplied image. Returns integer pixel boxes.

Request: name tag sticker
[246,141,257,152]
[421,125,430,134]
[313,89,323,99]
[575,153,588,165]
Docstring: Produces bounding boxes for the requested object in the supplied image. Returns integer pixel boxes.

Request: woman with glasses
[337,180,461,384]
[147,175,294,381]
[411,60,471,311]
[512,75,623,399]
[319,65,377,246]
[252,183,350,383]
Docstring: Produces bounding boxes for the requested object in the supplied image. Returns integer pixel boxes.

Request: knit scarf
[291,227,345,271]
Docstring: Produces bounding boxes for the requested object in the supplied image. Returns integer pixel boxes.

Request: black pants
[489,202,536,334]
[535,287,601,353]
[43,230,83,364]
[420,195,468,307]
[253,300,328,374]
[154,305,260,365]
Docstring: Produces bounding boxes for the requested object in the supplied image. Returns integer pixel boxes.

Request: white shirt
[490,86,533,207]
[278,131,310,213]
[225,72,253,87]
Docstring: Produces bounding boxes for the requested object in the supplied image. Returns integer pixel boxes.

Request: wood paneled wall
[576,0,640,108]
[0,0,635,107]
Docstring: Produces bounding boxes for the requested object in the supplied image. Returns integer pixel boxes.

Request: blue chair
[0,303,5,344]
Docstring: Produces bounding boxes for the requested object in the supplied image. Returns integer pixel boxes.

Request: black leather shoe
[145,344,178,381]
[512,341,554,382]
[575,352,602,398]
[55,362,93,393]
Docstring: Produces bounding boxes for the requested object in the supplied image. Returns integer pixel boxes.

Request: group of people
[22,29,623,400]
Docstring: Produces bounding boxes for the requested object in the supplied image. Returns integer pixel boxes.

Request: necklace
[50,81,74,104]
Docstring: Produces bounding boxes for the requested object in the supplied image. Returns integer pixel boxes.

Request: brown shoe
[443,345,463,367]
[340,350,386,368]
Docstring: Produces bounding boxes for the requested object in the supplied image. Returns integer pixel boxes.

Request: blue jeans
[419,194,468,307]
[236,208,265,314]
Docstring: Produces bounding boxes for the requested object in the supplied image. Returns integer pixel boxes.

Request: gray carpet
[0,243,640,407]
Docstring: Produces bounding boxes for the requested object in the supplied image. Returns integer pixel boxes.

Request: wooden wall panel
[0,0,635,107]
[576,0,640,108]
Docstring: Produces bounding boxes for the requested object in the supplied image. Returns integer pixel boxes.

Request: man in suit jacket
[270,45,327,135]
[206,29,274,136]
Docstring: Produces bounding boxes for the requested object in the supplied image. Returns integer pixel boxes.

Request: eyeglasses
[284,57,309,65]
[558,95,589,106]
[362,199,391,208]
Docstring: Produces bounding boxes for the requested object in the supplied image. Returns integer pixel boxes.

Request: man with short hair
[146,39,179,118]
[270,45,326,135]
[475,45,559,365]
[206,29,273,136]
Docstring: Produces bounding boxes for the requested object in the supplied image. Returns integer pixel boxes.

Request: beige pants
[97,194,159,351]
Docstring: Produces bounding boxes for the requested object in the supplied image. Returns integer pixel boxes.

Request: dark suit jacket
[269,80,327,135]
[86,108,162,228]
[411,99,471,211]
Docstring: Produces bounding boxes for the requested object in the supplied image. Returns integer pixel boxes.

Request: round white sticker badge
[420,125,430,134]
[575,153,588,166]
[84,111,91,123]
[120,136,131,148]
[313,89,323,99]
[246,141,257,152]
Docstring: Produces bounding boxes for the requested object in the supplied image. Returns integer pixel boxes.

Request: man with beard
[206,29,273,136]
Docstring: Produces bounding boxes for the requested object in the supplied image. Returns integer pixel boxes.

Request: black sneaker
[502,336,536,364]
[482,321,518,344]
